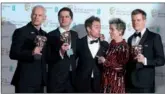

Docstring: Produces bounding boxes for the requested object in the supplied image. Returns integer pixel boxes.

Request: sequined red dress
[100,39,129,93]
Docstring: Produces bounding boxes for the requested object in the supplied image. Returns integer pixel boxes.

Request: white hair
[31,5,46,15]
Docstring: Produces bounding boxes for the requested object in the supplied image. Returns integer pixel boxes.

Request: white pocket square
[31,32,35,34]
[144,44,148,47]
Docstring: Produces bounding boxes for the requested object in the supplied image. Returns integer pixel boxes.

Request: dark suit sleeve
[41,33,48,63]
[100,41,109,57]
[147,34,165,66]
[9,29,34,61]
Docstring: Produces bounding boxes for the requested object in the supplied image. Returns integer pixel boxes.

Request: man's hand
[33,47,42,55]
[135,54,145,64]
[97,56,105,64]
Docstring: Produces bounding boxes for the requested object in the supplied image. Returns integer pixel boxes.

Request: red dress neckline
[111,39,126,46]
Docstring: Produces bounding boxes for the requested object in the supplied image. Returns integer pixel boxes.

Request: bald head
[31,5,46,27]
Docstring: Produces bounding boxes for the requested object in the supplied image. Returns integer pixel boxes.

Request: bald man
[9,5,47,93]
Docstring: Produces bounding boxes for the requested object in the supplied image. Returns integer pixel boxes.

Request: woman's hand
[97,56,106,64]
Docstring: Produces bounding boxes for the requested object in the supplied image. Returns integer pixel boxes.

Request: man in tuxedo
[75,16,109,93]
[9,5,47,93]
[126,9,165,93]
[46,7,78,93]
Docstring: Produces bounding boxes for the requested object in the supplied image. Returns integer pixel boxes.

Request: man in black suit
[9,5,47,93]
[126,9,165,93]
[46,7,78,93]
[75,16,109,93]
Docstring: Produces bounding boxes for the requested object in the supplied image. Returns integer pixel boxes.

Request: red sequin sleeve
[103,43,129,71]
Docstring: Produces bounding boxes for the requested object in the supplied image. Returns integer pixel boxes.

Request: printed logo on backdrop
[66,5,99,14]
[156,71,165,78]
[109,7,131,16]
[54,6,59,12]
[72,22,77,27]
[151,9,158,17]
[2,65,15,73]
[1,77,10,85]
[2,35,10,40]
[12,5,16,11]
[45,6,54,11]
[9,65,14,72]
[1,47,10,56]
[1,65,15,85]
[1,17,6,25]
[97,8,101,15]
[148,26,161,33]
[127,23,134,32]
[9,20,29,28]
[109,7,116,15]
[42,20,59,28]
[24,3,32,11]
[43,20,49,27]
[67,5,74,10]
[151,9,165,18]
[2,4,11,11]
[101,25,109,30]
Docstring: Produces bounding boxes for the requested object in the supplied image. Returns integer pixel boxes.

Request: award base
[34,54,42,60]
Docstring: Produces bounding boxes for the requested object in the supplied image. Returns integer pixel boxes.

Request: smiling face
[87,21,101,39]
[132,13,146,32]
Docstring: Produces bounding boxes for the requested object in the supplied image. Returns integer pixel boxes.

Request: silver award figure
[34,35,47,60]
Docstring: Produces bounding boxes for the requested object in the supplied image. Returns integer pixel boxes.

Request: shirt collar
[87,36,99,43]
[135,28,146,37]
[59,27,70,34]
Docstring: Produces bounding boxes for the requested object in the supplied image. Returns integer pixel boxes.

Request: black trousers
[47,71,75,93]
[76,76,101,93]
[126,87,155,93]
[15,85,44,93]
[89,77,101,93]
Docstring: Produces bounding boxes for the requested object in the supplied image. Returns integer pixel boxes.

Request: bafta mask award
[34,35,47,60]
[131,45,143,58]
[60,31,71,44]
[60,31,73,58]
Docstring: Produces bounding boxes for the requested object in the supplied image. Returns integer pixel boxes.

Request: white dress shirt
[131,28,147,65]
[87,36,100,78]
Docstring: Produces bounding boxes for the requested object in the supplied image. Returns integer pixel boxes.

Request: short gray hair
[31,5,46,15]
[109,18,126,35]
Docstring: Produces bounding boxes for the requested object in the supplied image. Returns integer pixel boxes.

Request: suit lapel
[139,29,149,45]
[128,35,134,46]
[96,41,103,57]
[70,31,75,50]
[55,28,61,37]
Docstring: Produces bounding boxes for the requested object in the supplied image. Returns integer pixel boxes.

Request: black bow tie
[134,33,141,38]
[90,39,99,44]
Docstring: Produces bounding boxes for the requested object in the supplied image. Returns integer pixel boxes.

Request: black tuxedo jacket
[9,22,47,86]
[75,36,109,92]
[126,28,165,88]
[45,28,78,92]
